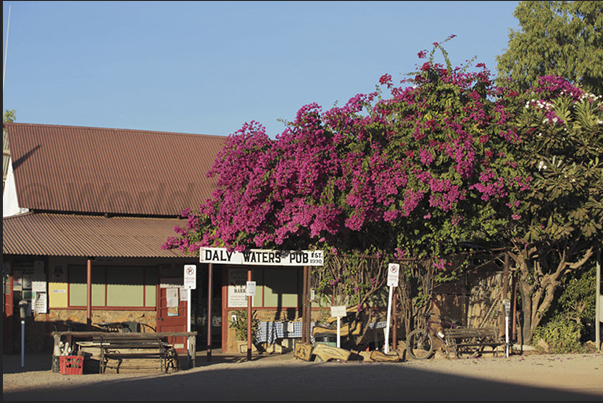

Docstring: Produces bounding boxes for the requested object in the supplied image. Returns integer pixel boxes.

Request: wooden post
[3,257,14,354]
[247,268,252,361]
[189,334,197,368]
[307,266,312,342]
[207,263,213,362]
[301,266,308,343]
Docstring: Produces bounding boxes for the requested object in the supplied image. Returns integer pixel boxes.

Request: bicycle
[406,312,459,360]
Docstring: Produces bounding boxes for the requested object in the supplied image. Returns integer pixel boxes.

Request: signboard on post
[330,306,347,348]
[200,248,323,266]
[384,263,399,354]
[331,305,346,318]
[183,264,197,367]
[184,265,197,289]
[387,263,399,287]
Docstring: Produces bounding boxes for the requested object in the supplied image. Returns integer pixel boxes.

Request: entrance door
[156,265,188,354]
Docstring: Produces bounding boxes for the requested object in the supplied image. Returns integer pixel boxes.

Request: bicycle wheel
[406,329,434,360]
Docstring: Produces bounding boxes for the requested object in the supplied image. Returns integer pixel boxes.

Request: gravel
[4,350,603,401]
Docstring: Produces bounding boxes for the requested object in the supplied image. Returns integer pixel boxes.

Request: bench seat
[444,327,504,358]
[98,334,178,374]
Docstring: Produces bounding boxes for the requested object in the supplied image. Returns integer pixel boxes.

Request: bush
[228,309,259,343]
[533,316,586,354]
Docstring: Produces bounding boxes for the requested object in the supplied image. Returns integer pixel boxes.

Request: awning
[3,213,193,258]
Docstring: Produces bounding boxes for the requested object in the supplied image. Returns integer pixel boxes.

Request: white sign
[246,281,256,297]
[387,263,400,287]
[228,268,249,307]
[330,305,347,317]
[34,292,47,314]
[183,265,197,289]
[200,247,323,266]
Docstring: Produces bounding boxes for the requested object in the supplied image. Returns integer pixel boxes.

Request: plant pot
[237,340,259,354]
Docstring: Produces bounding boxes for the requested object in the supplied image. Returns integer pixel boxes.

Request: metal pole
[186,287,191,368]
[392,289,397,351]
[384,285,393,354]
[3,4,11,95]
[21,319,24,368]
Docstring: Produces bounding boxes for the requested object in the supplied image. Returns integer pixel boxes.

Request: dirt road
[3,350,602,401]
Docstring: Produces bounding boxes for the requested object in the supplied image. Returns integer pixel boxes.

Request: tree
[503,76,603,343]
[3,109,16,123]
[164,37,529,332]
[496,1,603,96]
[165,37,602,345]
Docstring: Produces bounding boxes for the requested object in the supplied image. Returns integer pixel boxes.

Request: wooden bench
[444,327,504,358]
[51,331,197,373]
[98,333,179,374]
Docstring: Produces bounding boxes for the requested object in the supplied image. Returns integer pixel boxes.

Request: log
[294,342,314,361]
[312,343,351,362]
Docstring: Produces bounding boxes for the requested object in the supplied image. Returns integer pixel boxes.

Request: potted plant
[229,309,260,353]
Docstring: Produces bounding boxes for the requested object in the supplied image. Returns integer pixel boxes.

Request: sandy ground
[3,349,603,401]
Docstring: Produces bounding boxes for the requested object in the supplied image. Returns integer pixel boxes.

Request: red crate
[59,355,83,375]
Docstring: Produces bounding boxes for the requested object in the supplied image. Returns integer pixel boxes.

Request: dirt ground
[3,348,603,401]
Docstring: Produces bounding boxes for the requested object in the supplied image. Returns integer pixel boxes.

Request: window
[68,265,157,308]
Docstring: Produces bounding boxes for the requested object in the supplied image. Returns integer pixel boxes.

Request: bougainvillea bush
[164,37,528,259]
[163,37,533,315]
[164,36,603,343]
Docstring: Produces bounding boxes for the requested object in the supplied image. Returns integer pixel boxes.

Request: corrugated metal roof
[3,123,226,216]
[3,213,193,258]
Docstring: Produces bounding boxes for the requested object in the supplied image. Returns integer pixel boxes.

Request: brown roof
[3,213,192,258]
[3,123,226,216]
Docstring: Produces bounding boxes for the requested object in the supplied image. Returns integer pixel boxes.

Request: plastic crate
[59,355,83,375]
[314,333,337,347]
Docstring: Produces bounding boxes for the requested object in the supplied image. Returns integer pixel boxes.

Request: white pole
[505,315,510,358]
[3,4,11,95]
[21,319,24,367]
[187,288,191,368]
[384,285,393,354]
[336,317,341,348]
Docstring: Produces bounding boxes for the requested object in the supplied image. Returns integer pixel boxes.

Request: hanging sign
[246,281,256,297]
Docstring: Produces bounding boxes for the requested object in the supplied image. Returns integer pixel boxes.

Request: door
[156,265,188,354]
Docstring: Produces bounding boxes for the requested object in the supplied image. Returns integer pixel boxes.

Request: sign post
[246,278,256,360]
[503,298,511,357]
[330,306,347,348]
[385,263,399,354]
[183,264,196,368]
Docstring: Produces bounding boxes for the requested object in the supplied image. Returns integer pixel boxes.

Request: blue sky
[3,1,520,138]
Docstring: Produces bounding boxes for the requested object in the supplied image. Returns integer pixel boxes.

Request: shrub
[533,316,585,354]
